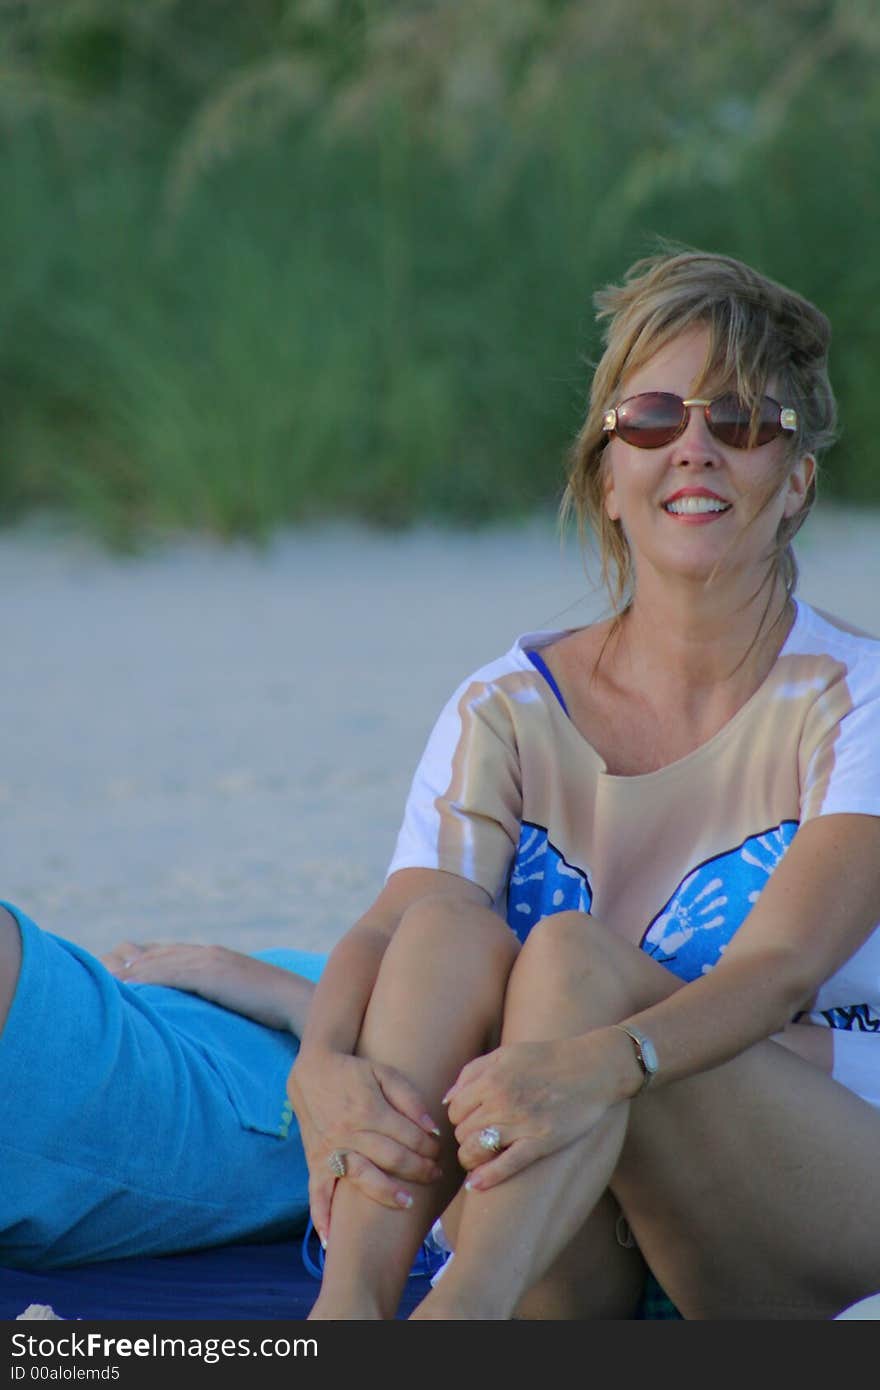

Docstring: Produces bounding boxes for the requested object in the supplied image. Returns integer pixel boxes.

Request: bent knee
[393,892,519,970]
[518,910,622,974]
[516,911,678,1009]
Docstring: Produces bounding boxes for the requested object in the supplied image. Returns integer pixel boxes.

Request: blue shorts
[0,902,327,1269]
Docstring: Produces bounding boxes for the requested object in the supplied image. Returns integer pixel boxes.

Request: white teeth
[664,497,730,515]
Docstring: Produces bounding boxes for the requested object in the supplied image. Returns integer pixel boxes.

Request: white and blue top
[387,599,880,1107]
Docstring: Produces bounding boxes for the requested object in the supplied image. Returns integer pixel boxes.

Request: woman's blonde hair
[560,248,838,611]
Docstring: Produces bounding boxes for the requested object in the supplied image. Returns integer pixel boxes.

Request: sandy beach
[3,504,879,958]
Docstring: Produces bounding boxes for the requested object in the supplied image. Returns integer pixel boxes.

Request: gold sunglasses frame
[602,396,798,442]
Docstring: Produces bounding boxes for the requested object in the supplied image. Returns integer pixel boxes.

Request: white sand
[3,505,879,957]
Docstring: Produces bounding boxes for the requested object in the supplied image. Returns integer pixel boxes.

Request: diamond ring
[478,1125,502,1153]
[327,1149,348,1178]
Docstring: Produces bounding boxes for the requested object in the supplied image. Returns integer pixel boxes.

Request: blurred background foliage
[1,0,878,543]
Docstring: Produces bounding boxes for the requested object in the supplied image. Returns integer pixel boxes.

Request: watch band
[613,1022,659,1094]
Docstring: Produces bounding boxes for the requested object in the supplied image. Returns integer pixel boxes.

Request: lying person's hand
[100,941,314,1034]
[103,940,231,991]
[287,1048,443,1247]
[443,1035,614,1191]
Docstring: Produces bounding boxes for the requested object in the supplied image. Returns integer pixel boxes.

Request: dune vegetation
[2,1,878,543]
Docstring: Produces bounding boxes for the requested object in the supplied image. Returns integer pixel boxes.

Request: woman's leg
[309,895,519,1319]
[412,911,880,1320]
[414,912,669,1319]
[0,905,22,1034]
[615,1033,880,1319]
[438,1182,646,1320]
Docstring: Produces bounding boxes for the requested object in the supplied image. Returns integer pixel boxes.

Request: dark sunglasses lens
[615,393,685,447]
[707,395,780,448]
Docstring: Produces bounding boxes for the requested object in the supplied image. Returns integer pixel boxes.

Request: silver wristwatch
[614,1023,659,1094]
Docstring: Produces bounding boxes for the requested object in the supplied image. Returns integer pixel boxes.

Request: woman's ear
[603,462,620,522]
[783,453,816,517]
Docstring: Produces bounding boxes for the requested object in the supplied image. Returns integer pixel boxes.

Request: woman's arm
[101,942,315,1034]
[446,813,880,1187]
[617,812,880,1085]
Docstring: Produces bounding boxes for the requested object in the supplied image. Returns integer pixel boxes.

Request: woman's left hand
[443,1035,612,1192]
[100,941,315,1034]
[102,941,233,993]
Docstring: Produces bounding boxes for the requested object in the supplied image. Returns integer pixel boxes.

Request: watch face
[618,1024,658,1084]
[641,1035,659,1075]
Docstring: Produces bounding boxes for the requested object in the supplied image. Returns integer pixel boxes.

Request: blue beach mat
[0,1211,679,1320]
[0,1243,325,1321]
[0,1243,679,1321]
[0,1237,435,1322]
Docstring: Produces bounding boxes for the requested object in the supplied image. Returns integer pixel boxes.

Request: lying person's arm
[101,941,315,1035]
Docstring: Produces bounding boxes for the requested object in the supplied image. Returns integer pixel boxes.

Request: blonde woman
[289,249,880,1320]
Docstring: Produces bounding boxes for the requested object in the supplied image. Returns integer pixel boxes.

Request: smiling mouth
[663,497,731,516]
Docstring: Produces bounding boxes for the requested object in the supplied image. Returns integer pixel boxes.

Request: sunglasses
[602,393,798,450]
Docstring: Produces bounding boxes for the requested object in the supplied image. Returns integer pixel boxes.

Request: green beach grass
[2,1,879,545]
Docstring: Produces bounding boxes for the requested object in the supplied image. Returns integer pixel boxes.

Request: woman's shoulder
[529,618,617,663]
[788,599,880,673]
[426,622,607,741]
[450,622,605,692]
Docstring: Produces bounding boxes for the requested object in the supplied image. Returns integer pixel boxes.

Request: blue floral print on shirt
[640,821,800,981]
[506,822,593,942]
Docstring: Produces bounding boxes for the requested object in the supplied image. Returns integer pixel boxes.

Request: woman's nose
[670,406,723,467]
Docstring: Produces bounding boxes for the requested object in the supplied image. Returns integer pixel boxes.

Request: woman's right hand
[287,1048,443,1246]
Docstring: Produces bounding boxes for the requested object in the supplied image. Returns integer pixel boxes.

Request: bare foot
[409,1283,507,1320]
[308,1290,385,1320]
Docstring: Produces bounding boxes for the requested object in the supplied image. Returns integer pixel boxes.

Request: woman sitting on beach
[285,248,880,1320]
[2,248,879,1321]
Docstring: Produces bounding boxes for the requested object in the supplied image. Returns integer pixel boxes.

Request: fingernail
[464,1177,482,1192]
[441,1092,453,1105]
[395,1191,414,1209]
[320,1237,327,1251]
[421,1114,441,1135]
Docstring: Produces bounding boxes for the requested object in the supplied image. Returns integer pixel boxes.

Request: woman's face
[601,325,814,591]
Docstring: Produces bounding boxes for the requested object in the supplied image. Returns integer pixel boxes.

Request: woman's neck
[609,571,793,710]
